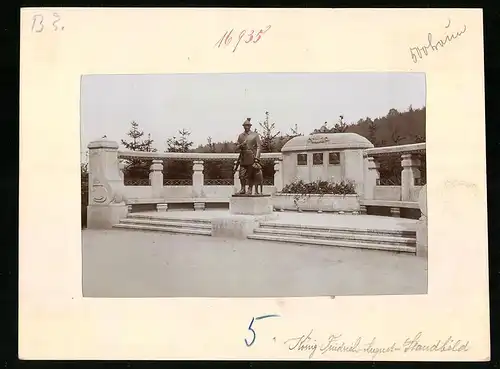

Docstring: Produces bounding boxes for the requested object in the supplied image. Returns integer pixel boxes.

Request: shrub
[280,179,357,195]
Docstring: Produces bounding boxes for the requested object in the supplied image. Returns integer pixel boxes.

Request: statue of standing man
[235,118,262,195]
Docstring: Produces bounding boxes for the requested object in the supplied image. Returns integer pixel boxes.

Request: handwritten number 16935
[215,25,271,53]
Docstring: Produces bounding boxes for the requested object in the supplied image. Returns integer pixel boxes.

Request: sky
[80,72,426,159]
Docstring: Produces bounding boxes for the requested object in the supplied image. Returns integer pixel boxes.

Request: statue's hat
[242,118,252,126]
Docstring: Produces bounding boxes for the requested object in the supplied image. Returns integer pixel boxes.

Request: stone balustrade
[87,140,425,207]
[86,139,427,229]
[87,141,284,209]
[117,151,283,161]
[363,143,426,202]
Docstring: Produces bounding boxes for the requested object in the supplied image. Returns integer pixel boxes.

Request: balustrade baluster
[274,159,283,192]
[150,159,164,198]
[401,153,421,201]
[364,156,380,200]
[192,160,204,197]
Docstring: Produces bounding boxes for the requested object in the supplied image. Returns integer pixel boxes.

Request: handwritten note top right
[409,18,467,63]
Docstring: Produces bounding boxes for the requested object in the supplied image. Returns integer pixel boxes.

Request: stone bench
[359,199,420,218]
[126,197,230,212]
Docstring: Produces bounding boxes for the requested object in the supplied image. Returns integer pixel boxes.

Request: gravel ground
[82,229,428,298]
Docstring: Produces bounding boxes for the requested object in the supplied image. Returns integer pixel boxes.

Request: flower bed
[273,179,360,213]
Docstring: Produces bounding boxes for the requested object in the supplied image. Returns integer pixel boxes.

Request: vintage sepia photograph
[81,72,428,298]
[20,8,489,361]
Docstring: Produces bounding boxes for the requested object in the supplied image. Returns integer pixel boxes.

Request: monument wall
[280,133,374,188]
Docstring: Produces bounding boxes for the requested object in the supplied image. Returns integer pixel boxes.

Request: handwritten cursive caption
[245,314,280,347]
[284,330,470,359]
[31,12,64,33]
[215,25,272,53]
[409,19,466,63]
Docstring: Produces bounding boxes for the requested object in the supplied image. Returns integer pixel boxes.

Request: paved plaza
[82,217,428,297]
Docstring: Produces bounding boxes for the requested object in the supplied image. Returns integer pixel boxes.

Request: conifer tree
[165,129,194,180]
[121,121,157,180]
[166,128,193,153]
[258,111,281,153]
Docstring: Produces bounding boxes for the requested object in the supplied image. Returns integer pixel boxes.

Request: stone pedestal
[229,194,273,216]
[212,194,276,239]
[87,204,128,229]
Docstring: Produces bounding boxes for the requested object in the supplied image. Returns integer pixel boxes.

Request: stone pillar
[118,161,126,183]
[343,149,365,196]
[87,139,128,229]
[192,160,204,197]
[274,160,283,192]
[233,161,240,193]
[150,159,164,198]
[416,185,428,258]
[401,154,421,201]
[363,156,380,200]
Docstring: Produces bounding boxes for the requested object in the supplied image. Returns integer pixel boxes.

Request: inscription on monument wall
[307,136,330,144]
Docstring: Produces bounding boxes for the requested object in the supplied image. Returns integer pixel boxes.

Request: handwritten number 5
[254,25,272,43]
[245,314,280,347]
[245,317,256,347]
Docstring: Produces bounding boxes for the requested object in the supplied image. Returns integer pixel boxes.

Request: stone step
[113,223,212,236]
[259,221,415,238]
[247,234,415,253]
[120,218,212,230]
[127,213,211,225]
[253,227,416,246]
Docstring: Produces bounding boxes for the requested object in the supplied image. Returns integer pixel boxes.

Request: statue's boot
[239,180,246,194]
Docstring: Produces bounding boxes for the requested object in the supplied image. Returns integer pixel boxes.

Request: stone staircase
[247,222,416,254]
[113,213,416,254]
[114,213,212,236]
